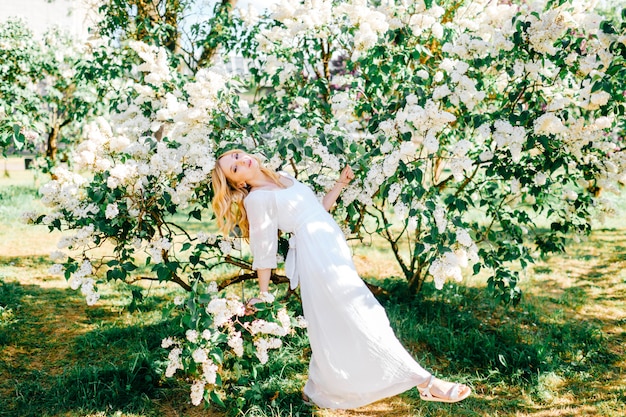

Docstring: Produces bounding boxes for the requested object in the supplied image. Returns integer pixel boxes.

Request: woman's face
[218,150,259,188]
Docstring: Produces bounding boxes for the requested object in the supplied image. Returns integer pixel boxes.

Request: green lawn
[0,164,624,417]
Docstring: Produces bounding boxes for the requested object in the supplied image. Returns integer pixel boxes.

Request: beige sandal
[418,375,471,403]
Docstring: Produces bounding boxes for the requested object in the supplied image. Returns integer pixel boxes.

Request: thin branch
[216,271,289,290]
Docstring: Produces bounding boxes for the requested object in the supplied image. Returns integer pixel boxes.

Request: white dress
[244,173,431,409]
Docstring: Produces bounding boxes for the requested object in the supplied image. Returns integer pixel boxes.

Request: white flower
[21,211,39,224]
[207,281,219,293]
[433,204,447,234]
[85,292,100,306]
[192,348,208,363]
[196,232,209,243]
[202,360,218,384]
[534,113,566,135]
[563,189,578,201]
[218,240,233,255]
[105,203,119,219]
[479,151,494,162]
[387,183,402,204]
[510,178,521,194]
[534,172,548,186]
[206,297,244,326]
[247,319,287,337]
[165,347,183,377]
[416,69,429,79]
[456,228,473,247]
[277,308,291,332]
[295,316,308,328]
[186,329,199,343]
[48,264,64,275]
[69,275,83,290]
[429,251,464,290]
[254,342,269,364]
[49,250,66,261]
[190,379,205,406]
[253,337,283,364]
[590,91,610,107]
[228,331,244,357]
[161,337,176,348]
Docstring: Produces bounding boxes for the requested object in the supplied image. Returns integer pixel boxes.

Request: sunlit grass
[0,167,625,417]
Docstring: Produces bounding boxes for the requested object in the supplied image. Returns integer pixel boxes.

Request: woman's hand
[338,165,355,186]
[322,165,355,211]
[245,297,262,316]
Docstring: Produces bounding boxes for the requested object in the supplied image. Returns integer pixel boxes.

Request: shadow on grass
[382,282,620,379]
[0,279,179,417]
[0,272,624,417]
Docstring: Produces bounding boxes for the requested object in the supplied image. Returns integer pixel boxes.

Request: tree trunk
[133,0,182,54]
[196,0,238,68]
[46,124,59,162]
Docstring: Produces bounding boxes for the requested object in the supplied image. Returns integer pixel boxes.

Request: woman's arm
[245,268,272,313]
[322,165,355,211]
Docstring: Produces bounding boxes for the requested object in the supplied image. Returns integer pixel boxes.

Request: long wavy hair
[211,149,284,237]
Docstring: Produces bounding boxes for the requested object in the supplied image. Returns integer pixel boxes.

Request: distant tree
[0,19,109,170]
[97,0,240,72]
[0,19,45,155]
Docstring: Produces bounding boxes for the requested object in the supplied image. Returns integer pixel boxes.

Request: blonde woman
[211,149,471,409]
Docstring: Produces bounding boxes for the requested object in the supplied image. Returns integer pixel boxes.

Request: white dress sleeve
[244,191,278,270]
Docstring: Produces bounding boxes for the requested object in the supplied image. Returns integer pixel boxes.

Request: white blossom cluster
[160,288,307,405]
[396,97,457,155]
[206,295,246,327]
[37,40,245,305]
[526,8,574,55]
[436,59,486,111]
[479,120,528,164]
[64,259,100,306]
[260,0,389,62]
[428,227,479,290]
[161,334,219,405]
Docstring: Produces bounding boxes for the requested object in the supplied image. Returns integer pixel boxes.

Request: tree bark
[196,0,238,68]
[46,124,59,162]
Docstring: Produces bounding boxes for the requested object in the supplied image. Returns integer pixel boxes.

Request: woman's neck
[248,171,288,191]
[248,172,279,190]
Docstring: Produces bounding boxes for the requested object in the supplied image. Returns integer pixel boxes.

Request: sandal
[417,375,471,403]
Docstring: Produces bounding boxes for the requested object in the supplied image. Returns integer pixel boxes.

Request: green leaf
[210,391,225,408]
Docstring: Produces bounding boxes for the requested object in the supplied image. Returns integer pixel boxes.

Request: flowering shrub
[162,284,306,407]
[30,0,626,407]
[239,0,626,299]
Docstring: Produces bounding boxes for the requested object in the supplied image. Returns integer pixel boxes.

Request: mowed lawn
[0,164,625,417]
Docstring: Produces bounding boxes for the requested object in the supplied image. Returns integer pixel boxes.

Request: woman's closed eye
[232,153,239,173]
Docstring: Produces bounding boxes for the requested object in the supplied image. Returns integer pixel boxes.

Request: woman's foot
[417,375,471,403]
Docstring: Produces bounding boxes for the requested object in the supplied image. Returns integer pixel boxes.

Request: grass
[0,163,625,417]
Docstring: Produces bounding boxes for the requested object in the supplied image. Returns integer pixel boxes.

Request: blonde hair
[211,149,284,237]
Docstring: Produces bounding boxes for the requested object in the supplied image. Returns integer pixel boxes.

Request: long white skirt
[294,215,431,409]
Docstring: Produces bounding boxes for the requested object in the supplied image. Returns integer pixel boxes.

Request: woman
[211,149,471,409]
